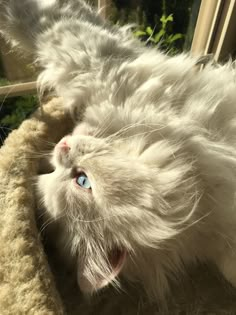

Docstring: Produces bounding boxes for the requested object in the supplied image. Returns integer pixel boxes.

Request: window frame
[191,0,236,61]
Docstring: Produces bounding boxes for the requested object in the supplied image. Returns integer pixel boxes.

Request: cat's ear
[77,248,126,294]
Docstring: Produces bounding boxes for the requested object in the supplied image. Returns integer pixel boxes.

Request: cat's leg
[217,249,236,287]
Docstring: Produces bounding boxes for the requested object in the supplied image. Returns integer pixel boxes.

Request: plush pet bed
[1,98,236,315]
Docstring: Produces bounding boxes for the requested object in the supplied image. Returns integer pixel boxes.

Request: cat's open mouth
[94,247,127,290]
[78,247,127,293]
[108,247,127,276]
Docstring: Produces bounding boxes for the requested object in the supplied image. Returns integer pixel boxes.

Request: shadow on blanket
[1,98,236,315]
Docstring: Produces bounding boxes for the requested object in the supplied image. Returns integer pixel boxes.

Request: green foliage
[133,13,184,54]
[0,78,10,86]
[111,0,193,54]
[0,95,38,144]
[0,95,37,128]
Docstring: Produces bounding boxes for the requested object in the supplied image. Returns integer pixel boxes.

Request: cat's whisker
[179,210,211,235]
[106,122,167,143]
[107,126,167,146]
[11,152,52,162]
[111,279,125,295]
[0,132,5,145]
[34,138,56,147]
[39,213,66,234]
[24,152,52,159]
[21,152,50,158]
[112,77,126,100]
[215,231,236,252]
[0,126,14,132]
[37,206,51,220]
[68,213,124,224]
[106,121,146,138]
[38,198,68,233]
[106,121,148,140]
[93,111,114,138]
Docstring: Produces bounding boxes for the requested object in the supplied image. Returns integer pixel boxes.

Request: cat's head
[37,127,198,295]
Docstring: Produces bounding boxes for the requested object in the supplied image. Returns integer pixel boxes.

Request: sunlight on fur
[1,0,236,307]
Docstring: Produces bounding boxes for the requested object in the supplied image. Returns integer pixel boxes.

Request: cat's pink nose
[57,136,71,151]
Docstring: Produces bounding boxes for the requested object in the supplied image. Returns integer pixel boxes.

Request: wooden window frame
[97,0,111,19]
[191,0,236,61]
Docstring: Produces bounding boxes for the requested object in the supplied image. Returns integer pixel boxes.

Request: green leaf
[133,30,147,37]
[166,14,173,22]
[154,29,165,43]
[146,26,153,36]
[145,26,153,36]
[160,14,173,28]
[147,37,155,43]
[169,33,184,42]
[166,33,184,44]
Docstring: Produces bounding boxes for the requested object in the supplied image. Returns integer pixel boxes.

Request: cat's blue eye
[76,173,91,190]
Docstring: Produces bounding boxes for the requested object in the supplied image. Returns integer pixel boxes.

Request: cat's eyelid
[71,166,86,177]
[74,167,88,177]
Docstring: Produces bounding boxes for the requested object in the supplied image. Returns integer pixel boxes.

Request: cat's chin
[78,248,127,294]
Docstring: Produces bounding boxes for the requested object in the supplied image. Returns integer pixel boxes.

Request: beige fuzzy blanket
[1,98,236,315]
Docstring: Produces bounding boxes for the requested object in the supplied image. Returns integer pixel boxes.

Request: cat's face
[37,129,195,294]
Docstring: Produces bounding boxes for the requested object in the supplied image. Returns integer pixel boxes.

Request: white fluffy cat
[1,0,236,305]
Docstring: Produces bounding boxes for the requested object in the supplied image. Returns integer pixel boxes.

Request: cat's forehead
[67,134,109,157]
[70,134,105,148]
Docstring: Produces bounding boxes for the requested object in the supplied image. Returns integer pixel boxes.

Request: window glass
[109,0,201,53]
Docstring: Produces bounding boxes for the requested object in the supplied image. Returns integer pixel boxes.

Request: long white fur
[1,0,236,305]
